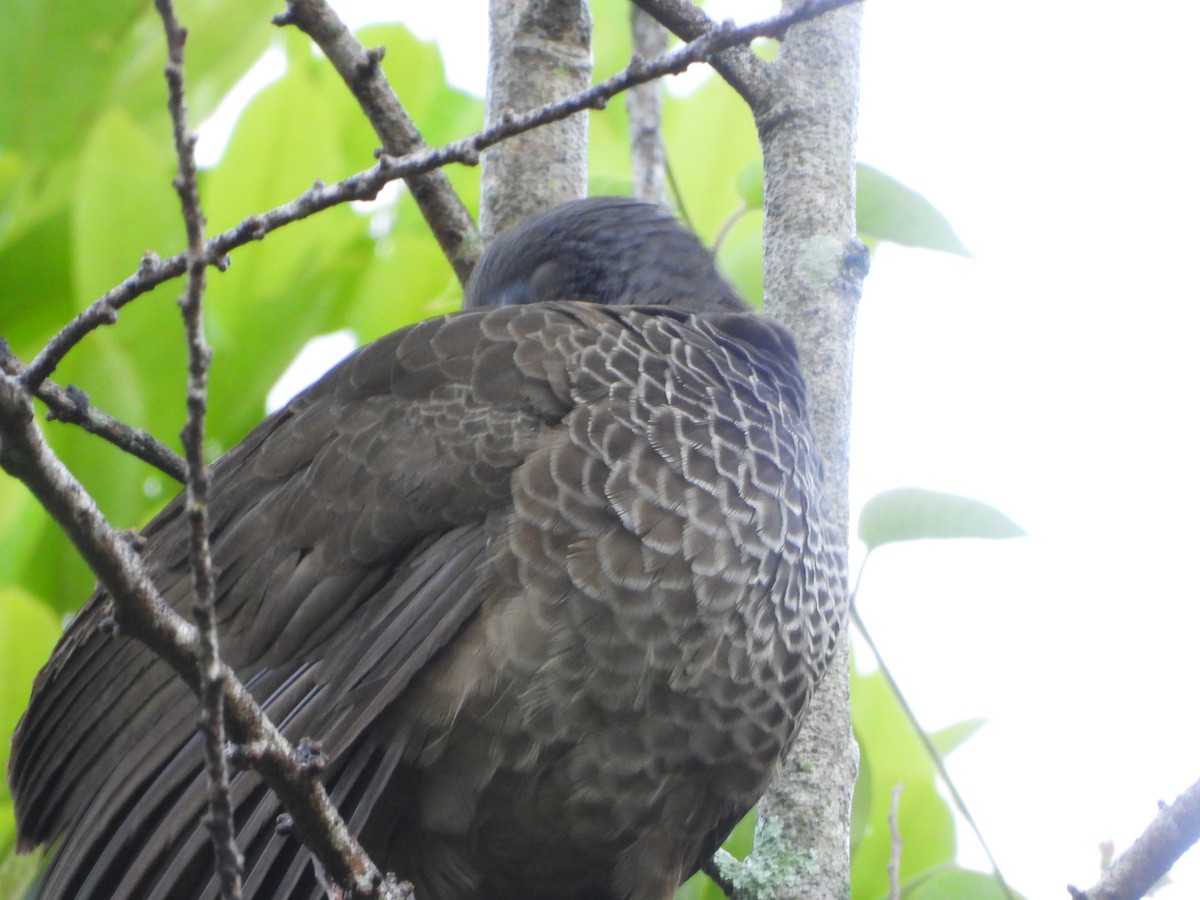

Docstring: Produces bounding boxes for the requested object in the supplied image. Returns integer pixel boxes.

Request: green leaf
[591,0,635,93]
[851,663,957,898]
[588,175,635,198]
[0,587,63,825]
[858,488,1025,551]
[0,1,145,159]
[929,718,987,757]
[716,207,764,307]
[109,0,283,137]
[200,32,370,434]
[338,194,459,343]
[0,153,77,254]
[588,0,634,197]
[0,212,75,351]
[70,108,187,471]
[357,24,483,150]
[902,865,1024,900]
[735,162,764,210]
[0,478,48,589]
[857,163,970,257]
[674,808,757,899]
[0,842,43,899]
[589,106,634,195]
[662,70,762,242]
[725,807,758,862]
[72,107,182,300]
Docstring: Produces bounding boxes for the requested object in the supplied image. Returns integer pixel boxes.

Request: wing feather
[11,306,584,898]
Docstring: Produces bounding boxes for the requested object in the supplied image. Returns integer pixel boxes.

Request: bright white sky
[234,1,1200,896]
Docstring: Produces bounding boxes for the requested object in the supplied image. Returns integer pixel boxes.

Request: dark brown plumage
[9,197,846,900]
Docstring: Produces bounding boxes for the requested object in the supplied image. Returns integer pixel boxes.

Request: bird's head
[464,196,749,314]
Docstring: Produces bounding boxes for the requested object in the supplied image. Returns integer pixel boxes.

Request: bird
[9,196,846,900]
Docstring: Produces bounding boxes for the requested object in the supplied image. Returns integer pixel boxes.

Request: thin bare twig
[1068,777,1200,900]
[276,0,479,285]
[711,203,750,255]
[155,1,242,894]
[888,784,904,900]
[0,342,187,481]
[20,0,859,391]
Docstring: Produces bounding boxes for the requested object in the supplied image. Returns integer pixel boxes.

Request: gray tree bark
[627,8,669,206]
[480,0,593,238]
[757,4,866,898]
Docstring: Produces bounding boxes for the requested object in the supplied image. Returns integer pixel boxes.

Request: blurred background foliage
[0,1,998,897]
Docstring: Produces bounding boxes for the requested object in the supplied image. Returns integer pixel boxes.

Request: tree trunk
[627,7,669,206]
[480,0,593,237]
[757,4,866,898]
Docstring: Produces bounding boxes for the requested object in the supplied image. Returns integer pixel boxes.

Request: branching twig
[155,1,242,896]
[631,0,776,107]
[19,0,859,391]
[1068,777,1200,900]
[0,342,187,481]
[276,0,479,285]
